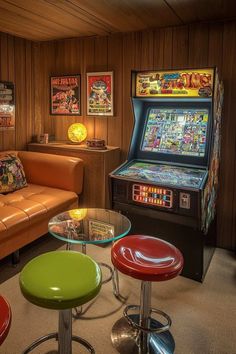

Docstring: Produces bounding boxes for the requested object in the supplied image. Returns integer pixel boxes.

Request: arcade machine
[110,68,223,281]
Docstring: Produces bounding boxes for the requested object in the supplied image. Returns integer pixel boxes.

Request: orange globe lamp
[69,208,88,221]
[68,123,87,144]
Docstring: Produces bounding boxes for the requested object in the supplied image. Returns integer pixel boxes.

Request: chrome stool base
[111,315,175,354]
[23,333,95,354]
[23,309,95,354]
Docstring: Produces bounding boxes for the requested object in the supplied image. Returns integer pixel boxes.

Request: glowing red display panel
[132,184,173,208]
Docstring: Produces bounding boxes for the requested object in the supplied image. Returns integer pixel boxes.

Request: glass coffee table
[48,208,131,300]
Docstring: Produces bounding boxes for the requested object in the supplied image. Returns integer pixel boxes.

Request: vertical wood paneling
[25,41,33,146]
[122,32,137,159]
[208,24,223,69]
[0,33,8,150]
[83,36,95,139]
[218,22,236,249]
[94,36,108,141]
[0,33,8,78]
[41,42,55,136]
[188,24,209,67]
[107,33,123,147]
[172,26,189,68]
[14,37,27,150]
[33,42,43,139]
[162,27,173,69]
[153,28,165,69]
[141,30,154,70]
[54,40,68,140]
[6,35,16,150]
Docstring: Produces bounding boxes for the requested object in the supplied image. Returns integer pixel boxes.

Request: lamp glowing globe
[68,123,87,144]
[69,208,88,221]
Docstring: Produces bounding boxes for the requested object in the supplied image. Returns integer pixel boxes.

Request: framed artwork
[88,219,114,240]
[50,75,81,115]
[86,71,114,116]
[0,81,15,131]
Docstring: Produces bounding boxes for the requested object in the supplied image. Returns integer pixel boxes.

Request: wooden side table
[28,142,121,208]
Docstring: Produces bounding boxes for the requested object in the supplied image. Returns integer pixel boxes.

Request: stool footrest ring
[23,332,95,354]
[98,262,114,284]
[124,305,172,333]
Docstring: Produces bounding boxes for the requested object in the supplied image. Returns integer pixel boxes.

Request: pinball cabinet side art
[109,67,224,282]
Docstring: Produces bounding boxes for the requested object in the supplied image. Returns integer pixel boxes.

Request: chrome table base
[111,315,175,354]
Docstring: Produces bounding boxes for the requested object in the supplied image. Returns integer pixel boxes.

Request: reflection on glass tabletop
[48,208,131,244]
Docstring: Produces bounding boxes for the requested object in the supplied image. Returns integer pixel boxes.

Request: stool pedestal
[58,310,72,353]
[110,235,183,354]
[23,309,95,354]
[111,281,175,354]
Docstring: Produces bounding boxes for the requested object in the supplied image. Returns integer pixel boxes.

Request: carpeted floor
[0,235,235,354]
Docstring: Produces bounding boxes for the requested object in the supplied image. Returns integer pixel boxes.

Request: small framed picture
[0,81,15,131]
[88,219,114,240]
[50,75,81,115]
[86,71,114,116]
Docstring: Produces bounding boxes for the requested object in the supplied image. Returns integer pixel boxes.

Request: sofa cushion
[0,184,78,237]
[0,154,27,194]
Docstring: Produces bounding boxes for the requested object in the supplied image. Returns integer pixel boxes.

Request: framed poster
[50,75,81,115]
[0,81,15,131]
[86,71,113,116]
[88,219,114,240]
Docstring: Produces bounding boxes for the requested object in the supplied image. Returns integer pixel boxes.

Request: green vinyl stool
[19,250,102,354]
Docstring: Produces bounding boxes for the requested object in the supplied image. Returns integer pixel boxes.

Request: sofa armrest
[17,151,83,194]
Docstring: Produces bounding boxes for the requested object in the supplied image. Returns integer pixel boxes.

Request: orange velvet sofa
[0,151,83,261]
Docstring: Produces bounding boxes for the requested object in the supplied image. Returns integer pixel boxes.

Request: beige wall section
[1,21,236,250]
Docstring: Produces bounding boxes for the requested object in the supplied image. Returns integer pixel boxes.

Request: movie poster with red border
[86,71,113,116]
[50,75,81,115]
[0,81,15,131]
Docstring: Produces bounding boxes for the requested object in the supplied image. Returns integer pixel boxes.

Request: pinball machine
[109,68,223,281]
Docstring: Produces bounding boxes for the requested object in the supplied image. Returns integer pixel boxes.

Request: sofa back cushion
[17,151,83,194]
[0,154,28,193]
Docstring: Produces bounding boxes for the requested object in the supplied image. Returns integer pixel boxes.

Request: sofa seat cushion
[0,184,78,237]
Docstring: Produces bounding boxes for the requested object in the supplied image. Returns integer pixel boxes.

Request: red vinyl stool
[111,235,184,354]
[0,295,11,346]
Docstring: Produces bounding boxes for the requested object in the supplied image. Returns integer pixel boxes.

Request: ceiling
[0,0,236,42]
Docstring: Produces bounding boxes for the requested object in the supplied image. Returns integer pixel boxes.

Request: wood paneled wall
[0,33,34,151]
[1,21,236,250]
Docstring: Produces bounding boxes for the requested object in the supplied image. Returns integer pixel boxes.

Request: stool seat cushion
[111,235,184,282]
[19,251,102,310]
[0,295,11,345]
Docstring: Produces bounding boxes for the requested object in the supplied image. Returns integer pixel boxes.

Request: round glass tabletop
[48,208,131,245]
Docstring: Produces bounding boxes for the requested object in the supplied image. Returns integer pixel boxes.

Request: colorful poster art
[201,71,224,234]
[116,161,206,189]
[135,68,214,97]
[50,75,81,115]
[0,81,15,131]
[87,71,113,116]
